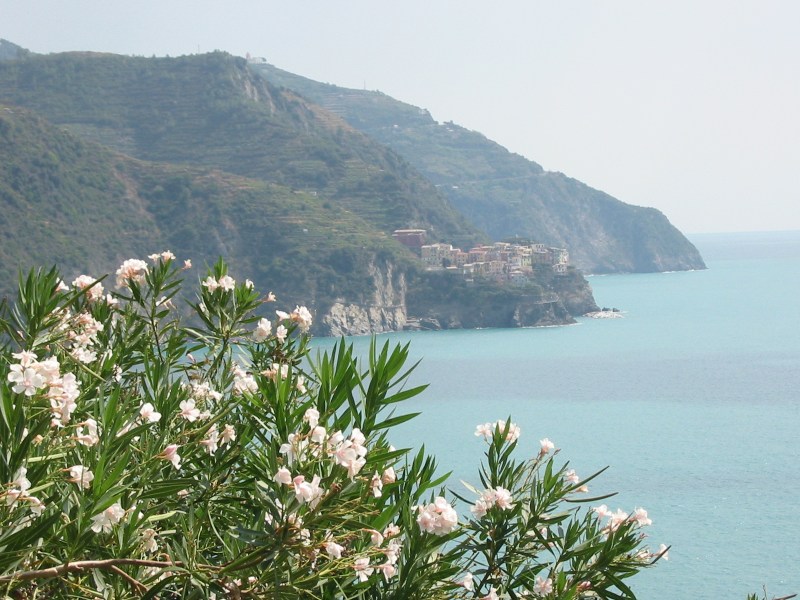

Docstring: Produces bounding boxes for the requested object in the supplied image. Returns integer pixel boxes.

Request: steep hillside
[255,63,706,273]
[0,49,602,333]
[0,105,595,333]
[0,51,481,249]
[0,105,416,324]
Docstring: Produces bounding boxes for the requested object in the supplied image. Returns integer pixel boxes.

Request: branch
[0,558,187,584]
[108,565,147,595]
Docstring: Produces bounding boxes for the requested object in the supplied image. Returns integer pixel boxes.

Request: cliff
[321,260,599,335]
[323,262,408,336]
[404,267,597,331]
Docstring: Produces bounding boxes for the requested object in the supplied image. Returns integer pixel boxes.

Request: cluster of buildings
[392,229,570,284]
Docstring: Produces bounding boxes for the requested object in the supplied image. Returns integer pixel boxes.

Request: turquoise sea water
[313,231,800,599]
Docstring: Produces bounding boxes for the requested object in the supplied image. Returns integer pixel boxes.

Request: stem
[107,565,147,595]
[147,306,164,363]
[0,558,188,583]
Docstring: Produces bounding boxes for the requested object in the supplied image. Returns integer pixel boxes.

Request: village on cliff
[392,229,570,285]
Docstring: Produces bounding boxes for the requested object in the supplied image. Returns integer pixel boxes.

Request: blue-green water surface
[312,231,800,599]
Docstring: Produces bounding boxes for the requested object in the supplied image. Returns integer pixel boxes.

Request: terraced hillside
[0,48,599,333]
[0,51,480,248]
[0,105,414,322]
[256,63,705,273]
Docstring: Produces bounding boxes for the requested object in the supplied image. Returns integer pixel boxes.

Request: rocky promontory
[317,260,597,335]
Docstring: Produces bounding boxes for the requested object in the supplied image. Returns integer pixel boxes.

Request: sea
[312,230,800,599]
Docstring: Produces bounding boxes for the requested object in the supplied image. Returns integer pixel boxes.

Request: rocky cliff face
[400,266,599,334]
[405,288,578,331]
[322,262,408,336]
[512,298,575,328]
[547,269,599,316]
[319,261,600,336]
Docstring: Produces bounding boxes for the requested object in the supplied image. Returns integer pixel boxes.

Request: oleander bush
[0,255,666,599]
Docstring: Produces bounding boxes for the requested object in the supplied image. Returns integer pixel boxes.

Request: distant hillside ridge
[254,63,706,274]
[0,39,31,61]
[0,50,482,249]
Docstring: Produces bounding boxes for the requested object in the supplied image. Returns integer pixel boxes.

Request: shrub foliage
[0,256,664,599]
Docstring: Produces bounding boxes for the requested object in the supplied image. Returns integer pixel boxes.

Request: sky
[2,0,799,234]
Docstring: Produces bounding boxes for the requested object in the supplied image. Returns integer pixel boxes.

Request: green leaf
[147,510,184,523]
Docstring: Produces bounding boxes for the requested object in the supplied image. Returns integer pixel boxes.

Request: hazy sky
[3,0,799,233]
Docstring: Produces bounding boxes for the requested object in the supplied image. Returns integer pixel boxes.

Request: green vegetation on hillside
[0,51,480,249]
[255,63,706,274]
[0,105,413,324]
[0,49,599,333]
